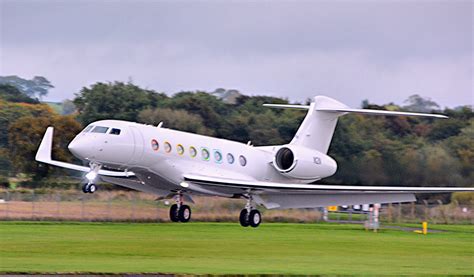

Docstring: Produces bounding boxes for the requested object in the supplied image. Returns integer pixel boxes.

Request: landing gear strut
[169,192,191,223]
[82,163,100,194]
[82,182,97,193]
[239,195,261,228]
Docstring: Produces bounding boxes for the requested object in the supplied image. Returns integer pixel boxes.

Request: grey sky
[1,0,472,108]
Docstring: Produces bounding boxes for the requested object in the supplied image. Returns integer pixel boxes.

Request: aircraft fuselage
[68,120,338,188]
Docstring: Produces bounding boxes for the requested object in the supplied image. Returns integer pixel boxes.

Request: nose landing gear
[239,195,261,228]
[169,192,192,223]
[82,163,100,194]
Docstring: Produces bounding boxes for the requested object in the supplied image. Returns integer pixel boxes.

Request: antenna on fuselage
[157,122,163,128]
[247,141,253,146]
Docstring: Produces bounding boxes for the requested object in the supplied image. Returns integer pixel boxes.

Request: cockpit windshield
[82,125,121,135]
[83,125,94,133]
[91,126,109,133]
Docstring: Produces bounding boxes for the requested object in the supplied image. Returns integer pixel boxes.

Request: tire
[249,209,261,228]
[239,209,250,227]
[82,184,89,193]
[178,205,191,222]
[88,184,97,193]
[169,204,179,222]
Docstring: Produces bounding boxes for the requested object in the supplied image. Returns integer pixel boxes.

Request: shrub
[451,192,474,206]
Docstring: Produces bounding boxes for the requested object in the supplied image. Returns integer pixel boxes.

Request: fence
[0,189,472,224]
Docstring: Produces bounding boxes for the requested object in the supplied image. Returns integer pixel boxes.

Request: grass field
[0,222,473,275]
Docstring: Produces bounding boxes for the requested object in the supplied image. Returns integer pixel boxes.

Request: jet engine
[273,145,337,181]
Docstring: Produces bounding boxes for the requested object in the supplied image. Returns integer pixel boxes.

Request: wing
[183,174,474,209]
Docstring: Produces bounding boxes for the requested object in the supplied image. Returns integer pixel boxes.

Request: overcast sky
[1,0,472,107]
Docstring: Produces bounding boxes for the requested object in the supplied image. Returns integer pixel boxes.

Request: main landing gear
[239,195,261,228]
[82,183,97,193]
[169,193,191,223]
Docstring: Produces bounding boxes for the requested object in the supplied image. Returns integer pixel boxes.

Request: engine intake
[272,145,337,181]
[274,147,296,172]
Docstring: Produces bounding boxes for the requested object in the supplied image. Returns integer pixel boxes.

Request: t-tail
[264,95,447,154]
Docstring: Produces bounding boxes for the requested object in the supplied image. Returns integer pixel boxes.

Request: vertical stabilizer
[290,96,348,154]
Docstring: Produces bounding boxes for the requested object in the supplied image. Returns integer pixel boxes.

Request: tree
[61,99,76,115]
[421,145,461,186]
[8,115,82,177]
[442,119,474,184]
[428,119,467,141]
[403,94,440,113]
[138,108,213,136]
[357,149,388,185]
[166,91,229,132]
[0,84,39,104]
[0,75,54,100]
[73,82,167,124]
[0,100,55,148]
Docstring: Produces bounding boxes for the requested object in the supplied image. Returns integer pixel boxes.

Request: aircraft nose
[68,139,90,159]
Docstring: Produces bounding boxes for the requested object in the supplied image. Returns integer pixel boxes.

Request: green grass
[0,222,473,275]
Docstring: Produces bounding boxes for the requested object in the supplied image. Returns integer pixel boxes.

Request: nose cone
[68,139,91,159]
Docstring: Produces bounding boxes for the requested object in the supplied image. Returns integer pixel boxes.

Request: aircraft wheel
[249,209,261,228]
[88,184,97,193]
[169,204,179,222]
[178,205,191,222]
[239,209,250,227]
[82,183,97,193]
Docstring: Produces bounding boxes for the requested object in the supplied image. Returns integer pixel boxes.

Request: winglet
[35,126,54,163]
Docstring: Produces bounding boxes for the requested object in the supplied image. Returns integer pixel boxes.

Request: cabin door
[128,126,145,165]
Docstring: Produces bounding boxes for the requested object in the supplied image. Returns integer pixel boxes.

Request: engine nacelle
[273,145,337,181]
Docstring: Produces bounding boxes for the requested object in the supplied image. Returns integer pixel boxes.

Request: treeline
[0,80,472,189]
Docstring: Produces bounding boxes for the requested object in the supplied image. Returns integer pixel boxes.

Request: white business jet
[35,96,473,227]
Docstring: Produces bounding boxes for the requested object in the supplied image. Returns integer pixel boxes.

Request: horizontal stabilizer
[316,108,448,118]
[263,103,448,118]
[263,104,310,110]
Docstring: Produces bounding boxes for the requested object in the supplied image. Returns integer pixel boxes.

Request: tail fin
[264,95,447,154]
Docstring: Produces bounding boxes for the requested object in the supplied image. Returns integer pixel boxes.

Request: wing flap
[254,193,416,209]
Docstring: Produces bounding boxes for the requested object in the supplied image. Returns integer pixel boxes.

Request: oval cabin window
[239,155,247,166]
[214,150,222,163]
[164,142,172,153]
[189,146,197,158]
[227,153,235,164]
[151,139,159,151]
[177,144,184,155]
[201,148,210,161]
